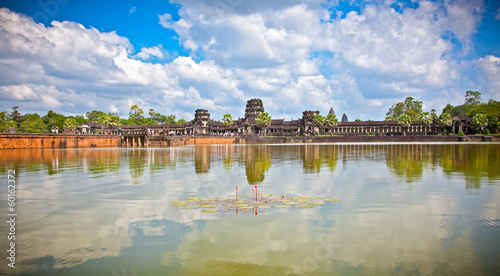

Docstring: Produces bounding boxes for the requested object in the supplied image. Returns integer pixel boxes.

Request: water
[0,143,499,275]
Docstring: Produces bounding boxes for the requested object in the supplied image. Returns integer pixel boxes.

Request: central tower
[244,98,264,124]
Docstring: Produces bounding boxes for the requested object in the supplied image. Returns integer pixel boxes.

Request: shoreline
[0,133,498,149]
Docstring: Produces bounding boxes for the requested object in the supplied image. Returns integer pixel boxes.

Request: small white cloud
[159,13,173,29]
[129,6,136,14]
[135,46,165,60]
[496,7,500,20]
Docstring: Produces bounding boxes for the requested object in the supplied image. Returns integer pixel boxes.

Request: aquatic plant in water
[171,186,341,214]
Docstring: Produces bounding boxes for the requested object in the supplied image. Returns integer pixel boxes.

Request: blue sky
[0,0,499,121]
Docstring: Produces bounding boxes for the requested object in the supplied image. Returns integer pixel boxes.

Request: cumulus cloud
[135,46,165,60]
[0,0,496,121]
[0,8,244,119]
[477,55,500,99]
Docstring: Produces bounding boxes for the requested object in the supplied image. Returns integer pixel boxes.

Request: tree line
[0,104,187,133]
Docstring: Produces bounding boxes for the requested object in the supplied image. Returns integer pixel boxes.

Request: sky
[0,0,499,121]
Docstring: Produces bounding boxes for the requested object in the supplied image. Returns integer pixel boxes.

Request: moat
[0,143,499,275]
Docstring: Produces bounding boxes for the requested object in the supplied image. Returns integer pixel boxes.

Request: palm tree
[64,118,77,131]
[325,113,338,136]
[313,114,325,136]
[222,114,233,134]
[398,114,411,135]
[439,113,452,134]
[256,112,271,136]
[149,109,155,124]
[472,113,488,134]
[419,112,432,135]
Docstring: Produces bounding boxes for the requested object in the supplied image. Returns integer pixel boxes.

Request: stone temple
[118,98,472,136]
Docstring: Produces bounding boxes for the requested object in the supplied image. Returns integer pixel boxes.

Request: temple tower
[194,109,210,134]
[341,113,348,122]
[302,110,319,134]
[242,98,264,134]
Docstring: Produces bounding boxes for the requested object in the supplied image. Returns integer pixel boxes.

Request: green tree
[149,109,155,124]
[129,105,144,123]
[176,118,186,124]
[256,112,271,136]
[472,114,488,134]
[19,114,47,133]
[64,117,78,131]
[109,114,121,128]
[465,91,482,106]
[8,106,22,124]
[159,114,176,125]
[325,113,338,136]
[6,120,16,133]
[419,112,432,135]
[85,110,107,122]
[386,97,423,121]
[439,113,452,134]
[313,114,325,135]
[222,114,233,132]
[398,114,411,135]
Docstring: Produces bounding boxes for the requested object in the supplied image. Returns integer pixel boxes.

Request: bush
[443,130,448,135]
[457,130,465,136]
[483,129,490,135]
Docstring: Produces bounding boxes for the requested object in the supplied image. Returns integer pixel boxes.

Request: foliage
[43,110,66,130]
[325,113,338,135]
[386,97,423,121]
[419,112,432,135]
[64,117,78,131]
[472,113,488,133]
[222,114,233,129]
[457,130,465,136]
[397,114,411,135]
[256,112,271,136]
[86,110,107,122]
[177,118,186,124]
[6,120,17,132]
[465,91,482,106]
[439,112,452,127]
[19,114,46,133]
[483,128,490,135]
[313,114,325,135]
[129,104,144,122]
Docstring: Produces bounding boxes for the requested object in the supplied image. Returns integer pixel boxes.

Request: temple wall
[0,134,121,149]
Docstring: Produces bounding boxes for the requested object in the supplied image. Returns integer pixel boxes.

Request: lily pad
[296,205,314,208]
[187,198,199,201]
[274,205,292,208]
[311,202,325,205]
[172,203,188,206]
[237,204,249,207]
[283,202,300,205]
[236,200,247,204]
[202,209,219,213]
[257,206,272,209]
[201,198,216,201]
[199,205,217,208]
[171,201,188,204]
[239,206,254,210]
[257,193,272,197]
[325,198,341,202]
[183,206,199,209]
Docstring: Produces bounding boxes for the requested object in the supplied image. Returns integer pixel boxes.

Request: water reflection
[0,144,499,275]
[243,145,272,184]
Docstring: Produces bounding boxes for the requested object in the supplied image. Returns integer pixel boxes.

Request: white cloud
[0,8,244,119]
[496,7,500,20]
[129,6,136,14]
[477,55,500,99]
[135,46,165,60]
